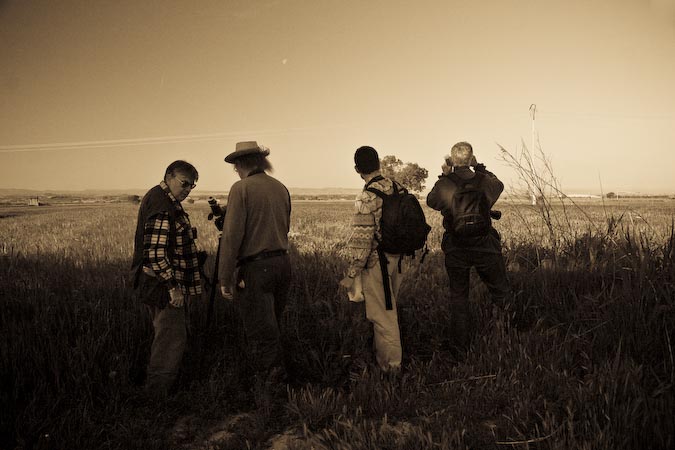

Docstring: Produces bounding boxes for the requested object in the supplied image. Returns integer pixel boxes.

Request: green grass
[1,200,674,449]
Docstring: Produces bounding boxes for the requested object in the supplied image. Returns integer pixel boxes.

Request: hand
[341,275,364,302]
[168,287,185,308]
[220,285,233,300]
[441,163,452,176]
[339,276,355,289]
[197,250,208,267]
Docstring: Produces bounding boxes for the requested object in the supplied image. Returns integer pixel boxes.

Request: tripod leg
[198,233,223,374]
[206,233,222,330]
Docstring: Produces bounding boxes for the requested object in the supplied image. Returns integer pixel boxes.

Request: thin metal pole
[206,233,222,330]
[529,103,537,153]
[529,104,538,205]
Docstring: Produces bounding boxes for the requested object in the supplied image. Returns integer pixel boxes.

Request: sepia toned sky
[1,0,674,194]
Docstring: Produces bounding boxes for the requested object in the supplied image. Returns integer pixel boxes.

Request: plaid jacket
[142,181,202,296]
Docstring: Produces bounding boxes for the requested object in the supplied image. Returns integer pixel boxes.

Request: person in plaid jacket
[131,160,201,397]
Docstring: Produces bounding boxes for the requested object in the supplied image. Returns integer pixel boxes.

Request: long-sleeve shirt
[143,213,174,282]
[426,166,504,252]
[142,181,201,296]
[218,172,291,288]
[427,166,503,211]
[345,172,395,277]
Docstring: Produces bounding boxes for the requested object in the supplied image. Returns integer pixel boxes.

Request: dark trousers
[234,254,291,376]
[444,235,510,349]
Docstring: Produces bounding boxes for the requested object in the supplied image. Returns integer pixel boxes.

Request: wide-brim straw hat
[224,141,270,163]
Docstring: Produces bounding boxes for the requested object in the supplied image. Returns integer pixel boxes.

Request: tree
[380,155,429,194]
[605,192,617,199]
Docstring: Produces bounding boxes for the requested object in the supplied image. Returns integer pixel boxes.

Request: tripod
[197,232,222,374]
[205,196,226,329]
[205,233,222,330]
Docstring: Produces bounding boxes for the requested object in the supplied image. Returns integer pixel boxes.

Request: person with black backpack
[426,141,510,352]
[340,146,431,371]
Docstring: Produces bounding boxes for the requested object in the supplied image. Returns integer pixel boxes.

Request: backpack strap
[365,176,395,309]
[449,171,484,189]
[366,176,403,200]
[376,248,393,310]
[367,179,404,199]
[392,181,407,195]
[447,172,464,188]
[471,171,485,186]
[366,186,386,198]
[365,175,386,199]
[365,175,385,189]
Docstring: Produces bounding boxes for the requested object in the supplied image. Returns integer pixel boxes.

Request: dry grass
[1,199,674,449]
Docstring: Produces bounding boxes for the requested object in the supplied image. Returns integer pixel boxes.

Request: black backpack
[447,172,491,238]
[366,176,431,256]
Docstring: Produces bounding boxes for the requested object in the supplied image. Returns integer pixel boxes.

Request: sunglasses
[178,179,196,189]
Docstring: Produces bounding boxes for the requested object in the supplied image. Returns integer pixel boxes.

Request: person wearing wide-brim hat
[218,141,292,384]
[224,141,271,164]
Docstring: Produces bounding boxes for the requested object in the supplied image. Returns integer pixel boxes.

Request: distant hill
[288,187,361,196]
[2,187,670,200]
[0,188,40,197]
[189,187,362,197]
[0,186,361,195]
[0,188,146,197]
[0,186,363,201]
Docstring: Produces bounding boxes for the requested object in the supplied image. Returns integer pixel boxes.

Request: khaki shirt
[218,172,291,287]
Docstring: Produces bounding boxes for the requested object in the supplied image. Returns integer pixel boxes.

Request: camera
[207,197,226,231]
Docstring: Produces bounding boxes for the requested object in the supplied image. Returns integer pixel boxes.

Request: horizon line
[1,186,674,196]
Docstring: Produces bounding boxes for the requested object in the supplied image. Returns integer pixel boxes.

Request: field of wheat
[1,198,674,450]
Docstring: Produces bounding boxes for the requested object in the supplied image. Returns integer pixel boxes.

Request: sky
[1,0,674,194]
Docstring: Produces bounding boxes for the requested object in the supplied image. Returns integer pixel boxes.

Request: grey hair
[234,153,273,173]
[450,142,473,167]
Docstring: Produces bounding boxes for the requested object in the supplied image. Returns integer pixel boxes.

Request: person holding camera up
[218,141,292,386]
[426,142,510,352]
[130,160,202,398]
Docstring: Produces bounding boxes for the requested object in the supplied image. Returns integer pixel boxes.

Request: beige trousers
[361,253,404,370]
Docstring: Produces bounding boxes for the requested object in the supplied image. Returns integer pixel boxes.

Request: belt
[236,249,288,267]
